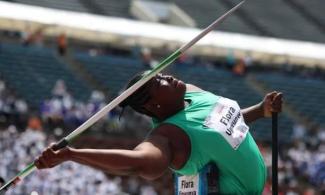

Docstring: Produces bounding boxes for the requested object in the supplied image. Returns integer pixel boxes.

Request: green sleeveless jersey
[153,91,266,194]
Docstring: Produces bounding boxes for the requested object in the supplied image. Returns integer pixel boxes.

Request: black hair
[119,70,154,116]
[0,176,5,185]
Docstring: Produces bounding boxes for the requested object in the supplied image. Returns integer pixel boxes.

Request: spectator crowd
[0,123,174,195]
[0,78,171,195]
[260,122,325,195]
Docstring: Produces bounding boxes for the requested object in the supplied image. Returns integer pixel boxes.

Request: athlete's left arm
[241,91,283,123]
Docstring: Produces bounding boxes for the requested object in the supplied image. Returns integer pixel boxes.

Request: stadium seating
[0,43,92,107]
[0,40,319,143]
[11,0,132,18]
[252,72,325,127]
[239,0,325,43]
[91,0,132,18]
[0,41,310,142]
[12,0,89,13]
[165,0,259,35]
[5,0,325,43]
[75,52,145,98]
[293,0,325,27]
[151,0,325,43]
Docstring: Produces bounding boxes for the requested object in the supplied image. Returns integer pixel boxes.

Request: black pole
[272,112,278,195]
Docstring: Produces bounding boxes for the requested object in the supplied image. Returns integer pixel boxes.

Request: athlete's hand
[34,143,70,169]
[262,91,283,117]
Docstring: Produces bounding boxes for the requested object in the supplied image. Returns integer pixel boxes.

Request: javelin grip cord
[52,138,69,151]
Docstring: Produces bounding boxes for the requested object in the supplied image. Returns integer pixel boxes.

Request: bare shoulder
[152,123,184,137]
[136,133,169,152]
[141,124,180,147]
[186,83,204,92]
[134,127,172,180]
[152,123,191,170]
[145,124,188,150]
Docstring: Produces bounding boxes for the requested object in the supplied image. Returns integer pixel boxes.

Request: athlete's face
[143,73,186,117]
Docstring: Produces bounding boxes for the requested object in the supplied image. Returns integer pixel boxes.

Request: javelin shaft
[0,163,35,192]
[0,1,245,193]
[179,0,245,53]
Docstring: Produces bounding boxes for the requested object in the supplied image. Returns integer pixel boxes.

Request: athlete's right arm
[34,134,172,180]
[241,91,282,123]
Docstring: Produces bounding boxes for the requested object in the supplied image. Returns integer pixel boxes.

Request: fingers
[273,92,283,104]
[270,91,283,113]
[34,143,70,169]
[266,91,279,100]
[34,146,57,169]
[262,91,283,117]
[49,143,57,150]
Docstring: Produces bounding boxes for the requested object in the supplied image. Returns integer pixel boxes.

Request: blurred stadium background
[0,0,324,194]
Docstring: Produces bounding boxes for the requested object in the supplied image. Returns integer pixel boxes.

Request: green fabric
[153,91,266,194]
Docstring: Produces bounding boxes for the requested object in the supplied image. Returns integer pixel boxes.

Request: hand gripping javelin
[0,1,245,193]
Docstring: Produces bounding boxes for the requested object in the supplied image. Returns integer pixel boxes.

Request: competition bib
[175,163,219,195]
[176,174,199,195]
[203,97,249,150]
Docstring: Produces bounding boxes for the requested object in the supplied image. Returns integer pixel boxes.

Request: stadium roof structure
[0,1,324,67]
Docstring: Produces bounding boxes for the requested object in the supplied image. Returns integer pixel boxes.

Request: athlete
[35,71,282,194]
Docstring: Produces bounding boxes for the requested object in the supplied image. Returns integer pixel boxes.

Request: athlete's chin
[177,80,186,91]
